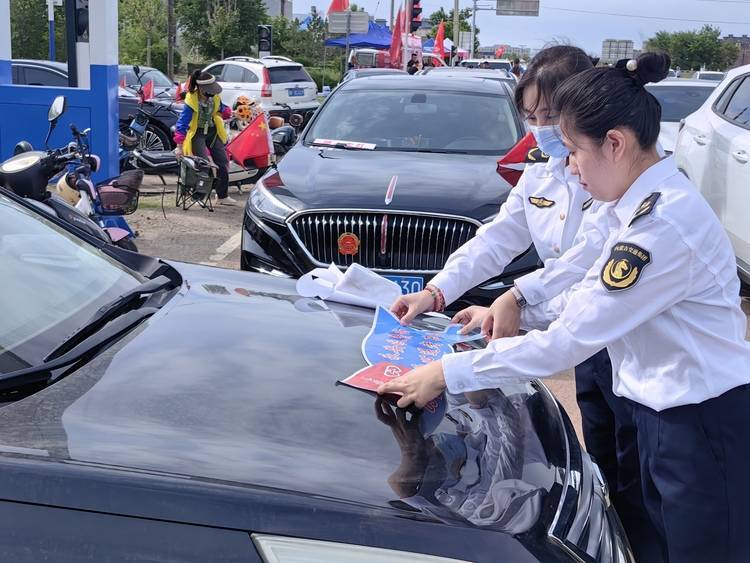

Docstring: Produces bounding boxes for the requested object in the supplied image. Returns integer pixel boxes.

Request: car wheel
[141,124,171,152]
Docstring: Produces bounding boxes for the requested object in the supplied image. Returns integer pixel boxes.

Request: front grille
[288,211,479,272]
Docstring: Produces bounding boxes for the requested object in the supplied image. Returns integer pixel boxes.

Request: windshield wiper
[393,148,471,154]
[311,141,373,151]
[44,275,174,362]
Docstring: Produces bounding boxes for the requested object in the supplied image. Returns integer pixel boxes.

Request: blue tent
[324,20,392,49]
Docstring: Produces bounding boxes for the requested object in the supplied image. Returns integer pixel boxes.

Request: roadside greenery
[645,25,739,71]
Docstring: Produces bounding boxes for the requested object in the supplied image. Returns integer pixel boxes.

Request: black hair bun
[635,52,671,85]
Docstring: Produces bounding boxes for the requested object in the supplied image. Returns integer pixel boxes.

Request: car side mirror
[289,113,304,128]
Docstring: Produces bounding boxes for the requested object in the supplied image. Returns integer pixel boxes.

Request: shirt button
[559,212,566,221]
[553,245,561,253]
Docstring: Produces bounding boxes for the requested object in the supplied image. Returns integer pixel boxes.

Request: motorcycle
[0,96,142,251]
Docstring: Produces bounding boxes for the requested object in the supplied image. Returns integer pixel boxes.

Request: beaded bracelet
[425,284,446,313]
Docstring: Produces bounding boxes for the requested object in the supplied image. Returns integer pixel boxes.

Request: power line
[544,6,750,25]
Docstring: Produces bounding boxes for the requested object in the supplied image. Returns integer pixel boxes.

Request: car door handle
[733,150,749,163]
[694,134,708,146]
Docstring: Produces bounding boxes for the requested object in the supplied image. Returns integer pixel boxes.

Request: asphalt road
[131,174,750,445]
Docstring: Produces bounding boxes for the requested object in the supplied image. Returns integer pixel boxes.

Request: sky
[293,0,750,55]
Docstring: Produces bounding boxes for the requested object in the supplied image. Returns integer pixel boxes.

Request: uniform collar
[541,156,568,183]
[614,156,678,227]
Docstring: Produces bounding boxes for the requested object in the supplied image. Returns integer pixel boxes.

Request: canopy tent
[324,20,392,49]
[421,37,454,53]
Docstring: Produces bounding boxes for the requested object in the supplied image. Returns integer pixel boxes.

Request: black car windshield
[269,66,313,84]
[306,88,521,155]
[645,85,714,122]
[0,195,143,373]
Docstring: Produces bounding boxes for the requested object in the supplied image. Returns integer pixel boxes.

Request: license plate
[288,87,304,97]
[385,275,424,295]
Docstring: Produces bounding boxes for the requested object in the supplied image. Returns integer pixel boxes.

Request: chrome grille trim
[287,209,481,274]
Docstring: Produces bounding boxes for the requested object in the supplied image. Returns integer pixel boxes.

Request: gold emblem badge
[338,232,360,255]
[526,147,550,163]
[601,242,651,291]
[529,196,555,208]
[629,192,662,226]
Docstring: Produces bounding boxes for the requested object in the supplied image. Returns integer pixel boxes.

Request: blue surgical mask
[528,124,569,159]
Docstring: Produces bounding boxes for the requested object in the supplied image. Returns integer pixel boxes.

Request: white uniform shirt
[442,157,750,412]
[429,157,597,306]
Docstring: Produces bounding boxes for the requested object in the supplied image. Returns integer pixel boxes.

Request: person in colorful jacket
[173,70,236,206]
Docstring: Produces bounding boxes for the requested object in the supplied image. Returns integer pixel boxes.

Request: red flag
[226,113,275,168]
[496,132,549,186]
[434,21,446,61]
[495,46,506,58]
[327,0,349,15]
[389,8,403,68]
[175,82,182,99]
[119,77,126,89]
[142,79,154,102]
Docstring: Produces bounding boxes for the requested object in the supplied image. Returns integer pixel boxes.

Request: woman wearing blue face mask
[390,45,660,561]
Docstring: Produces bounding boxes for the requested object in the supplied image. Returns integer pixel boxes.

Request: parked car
[203,56,319,121]
[119,64,177,98]
[241,75,540,309]
[458,58,513,72]
[417,66,517,86]
[674,64,750,283]
[341,67,407,83]
[645,79,717,153]
[11,59,180,151]
[0,185,632,562]
[693,70,725,82]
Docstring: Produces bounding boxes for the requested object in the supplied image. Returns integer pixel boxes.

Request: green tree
[177,0,267,61]
[10,0,67,61]
[207,1,244,59]
[119,0,167,67]
[644,25,739,70]
[426,8,478,51]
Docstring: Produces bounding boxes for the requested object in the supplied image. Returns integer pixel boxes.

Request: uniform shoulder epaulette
[582,197,593,211]
[629,192,662,227]
[525,147,550,164]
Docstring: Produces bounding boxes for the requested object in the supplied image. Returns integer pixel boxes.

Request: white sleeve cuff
[513,269,548,307]
[441,350,479,394]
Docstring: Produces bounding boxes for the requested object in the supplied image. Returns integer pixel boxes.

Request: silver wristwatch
[510,285,527,309]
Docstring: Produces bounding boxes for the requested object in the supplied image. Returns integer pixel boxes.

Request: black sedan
[241,75,540,310]
[0,188,630,562]
[11,59,180,151]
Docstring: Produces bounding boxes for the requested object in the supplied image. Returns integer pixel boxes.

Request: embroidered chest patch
[601,242,651,291]
[529,196,555,208]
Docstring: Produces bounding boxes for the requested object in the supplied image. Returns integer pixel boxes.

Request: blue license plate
[288,88,304,97]
[385,275,424,295]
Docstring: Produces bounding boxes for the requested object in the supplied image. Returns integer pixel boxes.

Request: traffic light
[258,25,273,54]
[410,0,422,33]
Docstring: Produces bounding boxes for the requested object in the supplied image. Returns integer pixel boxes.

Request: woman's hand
[174,145,184,160]
[390,290,435,325]
[481,291,521,340]
[377,361,447,408]
[452,306,489,335]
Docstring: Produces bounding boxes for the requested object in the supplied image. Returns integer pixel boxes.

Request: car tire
[142,124,171,152]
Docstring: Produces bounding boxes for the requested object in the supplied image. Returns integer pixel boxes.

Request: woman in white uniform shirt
[389,45,657,558]
[381,53,750,562]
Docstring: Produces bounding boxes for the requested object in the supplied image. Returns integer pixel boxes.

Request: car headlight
[248,174,293,222]
[252,534,471,563]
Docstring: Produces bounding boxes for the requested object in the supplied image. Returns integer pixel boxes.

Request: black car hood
[0,263,561,529]
[277,145,511,220]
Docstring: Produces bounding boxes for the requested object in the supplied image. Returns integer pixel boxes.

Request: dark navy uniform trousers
[575,349,662,563]
[627,383,750,563]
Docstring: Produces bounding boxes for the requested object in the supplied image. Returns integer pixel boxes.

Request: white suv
[203,56,319,119]
[674,64,750,282]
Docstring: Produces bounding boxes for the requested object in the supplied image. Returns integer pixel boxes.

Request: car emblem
[338,232,360,255]
[385,175,398,205]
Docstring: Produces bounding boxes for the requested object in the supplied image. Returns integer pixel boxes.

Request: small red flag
[496,132,549,186]
[119,77,126,89]
[226,113,274,168]
[142,79,154,102]
[327,0,349,15]
[434,21,446,61]
[175,82,182,99]
[495,46,506,58]
[389,8,403,68]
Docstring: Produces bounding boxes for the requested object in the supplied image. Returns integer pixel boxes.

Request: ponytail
[188,69,202,93]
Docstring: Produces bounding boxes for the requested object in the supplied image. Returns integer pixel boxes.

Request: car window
[306,88,521,155]
[268,66,313,84]
[120,69,138,86]
[0,196,141,371]
[714,77,743,114]
[140,69,173,87]
[222,64,246,83]
[206,64,225,80]
[11,65,20,84]
[645,85,715,122]
[23,66,67,87]
[697,72,724,81]
[723,77,750,127]
[242,68,259,83]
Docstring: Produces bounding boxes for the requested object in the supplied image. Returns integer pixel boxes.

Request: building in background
[723,34,750,68]
[265,0,294,18]
[601,39,634,64]
[477,44,531,59]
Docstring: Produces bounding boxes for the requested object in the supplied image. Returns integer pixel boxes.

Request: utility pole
[390,0,394,29]
[47,0,57,61]
[452,0,459,65]
[470,0,477,58]
[167,0,175,78]
[403,0,411,71]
